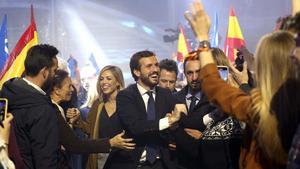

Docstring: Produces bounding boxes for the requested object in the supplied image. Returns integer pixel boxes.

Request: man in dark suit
[173,54,216,169]
[117,50,186,169]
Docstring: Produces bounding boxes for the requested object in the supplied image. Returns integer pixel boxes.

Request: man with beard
[1,44,59,169]
[172,55,216,169]
[116,50,186,169]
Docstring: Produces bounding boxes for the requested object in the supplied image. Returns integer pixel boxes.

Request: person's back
[1,78,59,169]
[1,44,60,169]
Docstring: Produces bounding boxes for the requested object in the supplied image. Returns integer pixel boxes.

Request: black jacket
[1,78,60,169]
[172,86,216,169]
[175,86,215,131]
[116,84,177,169]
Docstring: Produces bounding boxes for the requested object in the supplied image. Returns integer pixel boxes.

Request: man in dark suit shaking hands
[116,50,186,169]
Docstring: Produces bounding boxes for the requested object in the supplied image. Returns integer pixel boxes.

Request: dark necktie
[189,95,197,113]
[146,91,157,164]
[146,91,155,120]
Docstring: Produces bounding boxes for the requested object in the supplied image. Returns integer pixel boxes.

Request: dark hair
[284,12,300,33]
[271,78,300,152]
[183,51,199,73]
[130,50,155,81]
[276,15,292,30]
[159,59,178,76]
[25,44,59,77]
[47,69,69,94]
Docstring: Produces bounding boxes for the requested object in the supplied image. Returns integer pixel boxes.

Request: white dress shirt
[23,78,46,95]
[136,83,170,162]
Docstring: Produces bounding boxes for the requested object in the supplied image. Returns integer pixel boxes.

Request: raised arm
[184,0,254,123]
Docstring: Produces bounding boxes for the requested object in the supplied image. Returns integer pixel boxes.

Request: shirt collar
[23,78,46,95]
[186,87,201,100]
[137,83,156,96]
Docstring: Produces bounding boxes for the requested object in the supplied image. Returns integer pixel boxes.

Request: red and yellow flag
[176,26,190,63]
[0,5,38,87]
[224,7,245,62]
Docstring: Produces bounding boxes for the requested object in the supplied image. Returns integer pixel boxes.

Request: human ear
[133,69,140,78]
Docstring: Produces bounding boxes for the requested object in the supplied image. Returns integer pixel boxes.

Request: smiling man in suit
[116,50,186,169]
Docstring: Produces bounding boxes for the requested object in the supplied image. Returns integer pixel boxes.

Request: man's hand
[168,143,176,151]
[184,0,211,41]
[168,111,180,126]
[174,104,187,115]
[184,128,202,140]
[168,104,187,126]
[165,113,178,130]
[109,131,135,150]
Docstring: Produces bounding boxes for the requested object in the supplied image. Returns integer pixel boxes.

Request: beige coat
[75,99,104,169]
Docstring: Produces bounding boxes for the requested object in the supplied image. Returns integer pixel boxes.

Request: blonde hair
[252,31,296,163]
[96,65,125,102]
[211,48,240,87]
[211,48,231,67]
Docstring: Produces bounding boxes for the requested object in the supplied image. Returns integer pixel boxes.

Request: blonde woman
[185,1,297,169]
[70,65,129,169]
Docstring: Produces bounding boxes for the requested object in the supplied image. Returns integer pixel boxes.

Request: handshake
[167,104,187,126]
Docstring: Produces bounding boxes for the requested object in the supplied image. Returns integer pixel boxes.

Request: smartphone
[217,66,229,81]
[0,98,8,122]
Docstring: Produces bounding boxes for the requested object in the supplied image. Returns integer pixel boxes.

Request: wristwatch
[198,40,211,51]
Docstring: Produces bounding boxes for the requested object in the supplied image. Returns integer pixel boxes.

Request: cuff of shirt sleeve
[203,114,214,126]
[159,117,170,130]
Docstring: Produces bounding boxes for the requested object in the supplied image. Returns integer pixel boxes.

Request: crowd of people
[0,0,300,169]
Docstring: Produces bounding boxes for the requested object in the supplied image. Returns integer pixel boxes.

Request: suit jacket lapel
[192,93,209,111]
[133,84,147,118]
[175,86,189,111]
[155,87,162,118]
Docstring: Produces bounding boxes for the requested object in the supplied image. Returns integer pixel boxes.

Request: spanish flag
[176,26,190,63]
[224,7,245,62]
[0,5,38,87]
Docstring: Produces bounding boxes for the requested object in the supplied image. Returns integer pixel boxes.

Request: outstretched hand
[184,0,211,41]
[184,128,202,140]
[109,131,135,150]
